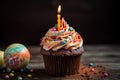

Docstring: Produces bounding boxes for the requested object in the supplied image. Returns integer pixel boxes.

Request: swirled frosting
[40,18,83,51]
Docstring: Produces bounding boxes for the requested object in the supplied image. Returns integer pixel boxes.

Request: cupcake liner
[43,55,82,76]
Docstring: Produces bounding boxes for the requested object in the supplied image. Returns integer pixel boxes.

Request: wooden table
[0,45,120,80]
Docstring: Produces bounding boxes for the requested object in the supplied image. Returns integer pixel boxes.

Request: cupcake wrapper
[43,55,81,76]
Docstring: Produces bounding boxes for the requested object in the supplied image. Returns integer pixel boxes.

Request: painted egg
[0,50,5,68]
[4,43,30,70]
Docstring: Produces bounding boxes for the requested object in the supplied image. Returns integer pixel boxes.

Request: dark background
[0,0,119,46]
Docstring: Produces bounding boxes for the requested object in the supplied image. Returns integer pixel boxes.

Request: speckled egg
[0,50,5,68]
[4,43,30,70]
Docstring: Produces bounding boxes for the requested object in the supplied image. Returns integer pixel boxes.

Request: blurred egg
[4,43,30,70]
[0,50,5,69]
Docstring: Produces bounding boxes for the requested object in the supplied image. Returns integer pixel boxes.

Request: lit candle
[57,5,61,31]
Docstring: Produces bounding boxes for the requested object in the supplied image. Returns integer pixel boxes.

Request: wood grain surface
[0,45,120,80]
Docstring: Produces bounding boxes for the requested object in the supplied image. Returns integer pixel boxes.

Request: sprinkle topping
[40,18,83,51]
[51,27,56,31]
[69,27,73,31]
[61,40,66,45]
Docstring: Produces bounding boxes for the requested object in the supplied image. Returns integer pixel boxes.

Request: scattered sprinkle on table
[88,63,94,67]
[9,72,14,77]
[27,74,32,78]
[18,76,22,80]
[4,75,9,79]
[103,72,109,77]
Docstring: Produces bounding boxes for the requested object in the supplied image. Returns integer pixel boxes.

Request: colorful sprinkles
[51,27,56,31]
[1,67,34,80]
[30,69,33,72]
[88,63,94,67]
[61,40,66,45]
[20,69,24,73]
[0,63,110,79]
[90,68,95,72]
[65,63,109,79]
[69,27,73,31]
[27,74,32,78]
[103,72,109,77]
[18,76,22,80]
[4,75,9,79]
[56,32,58,35]
[40,19,83,51]
[9,73,14,77]
[48,45,51,48]
[6,68,11,72]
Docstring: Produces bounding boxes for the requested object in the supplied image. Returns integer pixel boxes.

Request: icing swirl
[40,18,83,51]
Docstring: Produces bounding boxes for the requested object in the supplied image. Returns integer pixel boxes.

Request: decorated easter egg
[4,43,30,70]
[0,50,5,68]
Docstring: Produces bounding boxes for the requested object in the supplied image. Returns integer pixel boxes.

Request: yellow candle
[57,5,61,31]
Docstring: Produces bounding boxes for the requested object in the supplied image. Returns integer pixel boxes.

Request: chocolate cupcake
[40,18,84,76]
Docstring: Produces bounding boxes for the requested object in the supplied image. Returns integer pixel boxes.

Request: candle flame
[58,5,61,13]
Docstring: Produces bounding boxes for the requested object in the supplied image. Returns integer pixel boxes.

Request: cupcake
[40,18,84,76]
